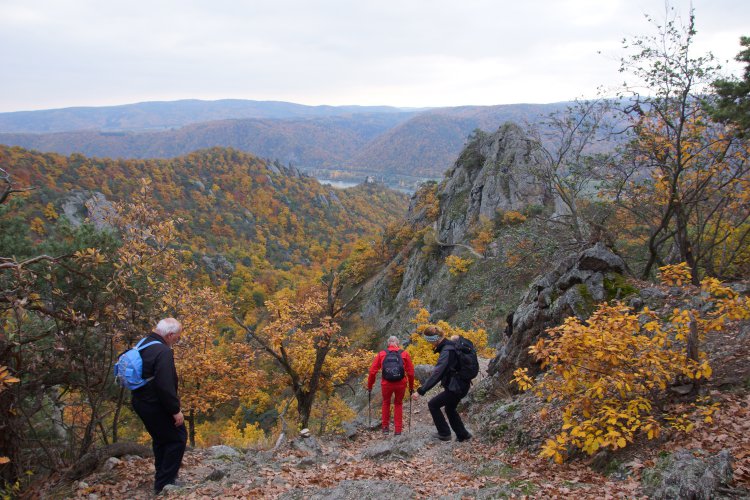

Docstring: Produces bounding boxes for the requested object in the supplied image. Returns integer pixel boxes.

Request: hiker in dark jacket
[367,336,415,435]
[131,318,187,494]
[412,326,472,442]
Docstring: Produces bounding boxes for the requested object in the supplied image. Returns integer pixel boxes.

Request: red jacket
[367,346,415,391]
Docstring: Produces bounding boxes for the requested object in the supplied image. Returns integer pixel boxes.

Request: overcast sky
[1,0,748,112]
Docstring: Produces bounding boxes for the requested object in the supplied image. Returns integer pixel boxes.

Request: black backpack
[381,349,406,382]
[452,336,480,382]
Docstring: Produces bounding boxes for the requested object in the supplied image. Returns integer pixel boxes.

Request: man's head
[387,335,400,348]
[422,325,443,345]
[154,318,182,347]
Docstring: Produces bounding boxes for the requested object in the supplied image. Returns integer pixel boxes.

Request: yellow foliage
[30,217,45,235]
[43,202,58,220]
[342,238,380,285]
[502,211,527,225]
[512,368,533,391]
[658,263,692,286]
[218,420,266,448]
[310,393,356,434]
[517,266,750,462]
[470,216,496,256]
[446,255,473,275]
[194,418,266,449]
[0,366,20,390]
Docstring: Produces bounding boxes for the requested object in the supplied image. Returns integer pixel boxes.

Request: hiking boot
[394,431,401,436]
[382,428,390,434]
[457,433,473,442]
[432,432,451,441]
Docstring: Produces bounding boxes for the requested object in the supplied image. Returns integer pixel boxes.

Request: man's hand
[411,392,420,400]
[173,410,184,427]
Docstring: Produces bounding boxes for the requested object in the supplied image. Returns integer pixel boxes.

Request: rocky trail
[55,397,641,499]
[31,320,750,499]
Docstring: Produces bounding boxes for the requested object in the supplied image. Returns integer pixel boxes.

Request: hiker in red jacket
[367,336,415,435]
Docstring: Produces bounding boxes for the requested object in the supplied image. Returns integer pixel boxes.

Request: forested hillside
[0,114,411,168]
[349,103,569,177]
[1,144,408,291]
[0,144,411,489]
[0,102,569,179]
[2,13,749,500]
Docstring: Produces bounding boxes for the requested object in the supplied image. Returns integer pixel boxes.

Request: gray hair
[387,336,400,347]
[154,318,182,337]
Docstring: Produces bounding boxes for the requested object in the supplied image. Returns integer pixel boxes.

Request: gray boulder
[641,449,735,499]
[289,435,322,457]
[208,445,241,459]
[488,243,626,384]
[61,190,116,230]
[359,435,428,461]
[414,364,434,384]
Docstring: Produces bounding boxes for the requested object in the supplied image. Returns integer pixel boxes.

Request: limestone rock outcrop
[436,123,550,246]
[360,122,553,339]
[487,243,626,383]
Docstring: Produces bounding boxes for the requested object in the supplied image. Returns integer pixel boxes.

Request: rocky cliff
[487,242,627,383]
[436,123,550,245]
[359,122,554,342]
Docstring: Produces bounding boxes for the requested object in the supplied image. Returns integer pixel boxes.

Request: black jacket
[417,339,469,397]
[131,333,181,415]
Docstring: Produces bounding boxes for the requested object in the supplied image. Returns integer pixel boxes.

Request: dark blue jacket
[417,339,470,397]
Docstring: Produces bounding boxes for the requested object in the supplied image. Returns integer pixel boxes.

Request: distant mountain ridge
[0,99,418,133]
[0,114,411,168]
[0,99,573,180]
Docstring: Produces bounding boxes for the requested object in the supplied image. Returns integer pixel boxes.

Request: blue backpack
[114,338,160,390]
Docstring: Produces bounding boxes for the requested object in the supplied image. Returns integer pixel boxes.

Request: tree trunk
[65,442,152,481]
[674,206,699,284]
[297,390,316,430]
[0,389,21,483]
[112,386,126,443]
[687,313,700,364]
[188,410,196,447]
[318,397,329,435]
[78,394,102,459]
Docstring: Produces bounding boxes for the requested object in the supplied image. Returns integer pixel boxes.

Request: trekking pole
[368,389,371,429]
[408,390,412,433]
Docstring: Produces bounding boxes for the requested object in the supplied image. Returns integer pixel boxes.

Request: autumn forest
[1,9,750,499]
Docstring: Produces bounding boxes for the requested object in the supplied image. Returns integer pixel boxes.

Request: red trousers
[381,382,407,433]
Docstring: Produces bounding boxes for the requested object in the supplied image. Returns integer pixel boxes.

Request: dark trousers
[427,390,470,439]
[132,398,187,493]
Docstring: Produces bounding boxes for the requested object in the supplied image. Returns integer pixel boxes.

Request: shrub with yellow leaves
[513,263,749,464]
[502,210,527,225]
[445,255,473,276]
[658,262,692,286]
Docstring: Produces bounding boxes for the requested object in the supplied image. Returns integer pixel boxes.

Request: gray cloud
[0,0,747,111]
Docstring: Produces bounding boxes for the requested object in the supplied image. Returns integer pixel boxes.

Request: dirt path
[62,359,642,499]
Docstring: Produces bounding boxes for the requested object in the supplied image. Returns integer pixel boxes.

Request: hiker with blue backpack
[114,318,186,495]
[412,325,478,442]
[367,336,415,435]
